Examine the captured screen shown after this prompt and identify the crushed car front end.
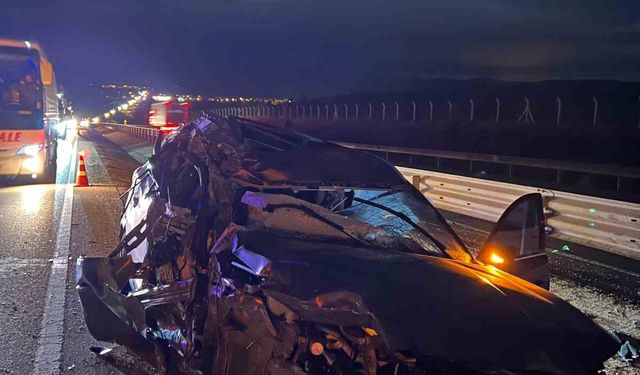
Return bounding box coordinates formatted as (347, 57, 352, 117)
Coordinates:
(76, 116, 621, 374)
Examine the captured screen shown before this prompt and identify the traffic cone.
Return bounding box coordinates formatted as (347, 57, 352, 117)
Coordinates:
(75, 153, 89, 187)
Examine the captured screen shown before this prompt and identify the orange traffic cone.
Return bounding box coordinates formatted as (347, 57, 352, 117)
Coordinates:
(75, 153, 89, 187)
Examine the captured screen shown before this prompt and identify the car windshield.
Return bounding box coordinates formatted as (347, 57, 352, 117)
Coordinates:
(243, 188, 472, 262)
(338, 186, 472, 262)
(0, 47, 43, 129)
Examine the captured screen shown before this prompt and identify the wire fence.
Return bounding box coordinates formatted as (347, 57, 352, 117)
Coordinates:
(211, 96, 640, 131)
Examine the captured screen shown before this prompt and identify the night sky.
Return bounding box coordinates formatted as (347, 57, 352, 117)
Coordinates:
(2, 0, 639, 97)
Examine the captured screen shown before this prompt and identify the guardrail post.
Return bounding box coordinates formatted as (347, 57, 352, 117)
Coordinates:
(302, 105, 306, 118)
(395, 101, 399, 121)
(295, 105, 299, 118)
(355, 103, 359, 120)
(447, 100, 452, 121)
(288, 105, 292, 119)
(556, 97, 561, 126)
(592, 97, 598, 127)
(368, 103, 372, 120)
(325, 104, 329, 119)
(411, 101, 416, 122)
(317, 105, 320, 119)
(308, 105, 312, 119)
(333, 104, 338, 119)
(469, 99, 474, 123)
(428, 100, 433, 123)
(381, 103, 386, 122)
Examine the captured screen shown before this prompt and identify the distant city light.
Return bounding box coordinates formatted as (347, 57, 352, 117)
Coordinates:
(153, 95, 172, 101)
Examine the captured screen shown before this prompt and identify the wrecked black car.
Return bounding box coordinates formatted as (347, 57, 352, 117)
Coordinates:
(76, 116, 621, 374)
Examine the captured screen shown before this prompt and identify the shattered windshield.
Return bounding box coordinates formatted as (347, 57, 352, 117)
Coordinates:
(243, 188, 472, 262)
(339, 187, 472, 262)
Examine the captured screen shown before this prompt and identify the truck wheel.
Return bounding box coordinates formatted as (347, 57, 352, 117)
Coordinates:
(38, 148, 57, 184)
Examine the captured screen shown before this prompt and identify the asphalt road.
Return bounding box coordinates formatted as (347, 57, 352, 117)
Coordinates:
(0, 132, 77, 374)
(0, 126, 637, 374)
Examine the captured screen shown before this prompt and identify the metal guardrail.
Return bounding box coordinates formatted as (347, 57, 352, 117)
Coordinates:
(400, 167, 640, 261)
(335, 142, 640, 180)
(334, 142, 640, 203)
(102, 122, 159, 143)
(100, 121, 640, 261)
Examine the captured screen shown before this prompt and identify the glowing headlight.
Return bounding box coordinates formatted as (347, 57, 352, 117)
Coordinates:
(22, 156, 42, 172)
(17, 143, 43, 157)
(489, 252, 505, 265)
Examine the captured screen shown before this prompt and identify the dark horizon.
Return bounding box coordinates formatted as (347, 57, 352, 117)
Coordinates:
(2, 0, 640, 98)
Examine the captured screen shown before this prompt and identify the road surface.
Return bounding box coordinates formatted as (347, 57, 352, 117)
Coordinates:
(0, 127, 637, 374)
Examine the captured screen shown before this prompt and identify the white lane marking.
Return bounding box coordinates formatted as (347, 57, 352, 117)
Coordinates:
(33, 138, 77, 375)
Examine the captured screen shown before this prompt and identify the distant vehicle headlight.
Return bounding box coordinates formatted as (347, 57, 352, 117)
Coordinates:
(17, 143, 44, 157)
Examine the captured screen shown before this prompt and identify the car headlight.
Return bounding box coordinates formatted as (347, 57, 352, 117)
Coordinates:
(17, 143, 43, 157)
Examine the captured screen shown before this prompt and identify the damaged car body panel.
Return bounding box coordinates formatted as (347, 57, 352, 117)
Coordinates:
(77, 115, 621, 374)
